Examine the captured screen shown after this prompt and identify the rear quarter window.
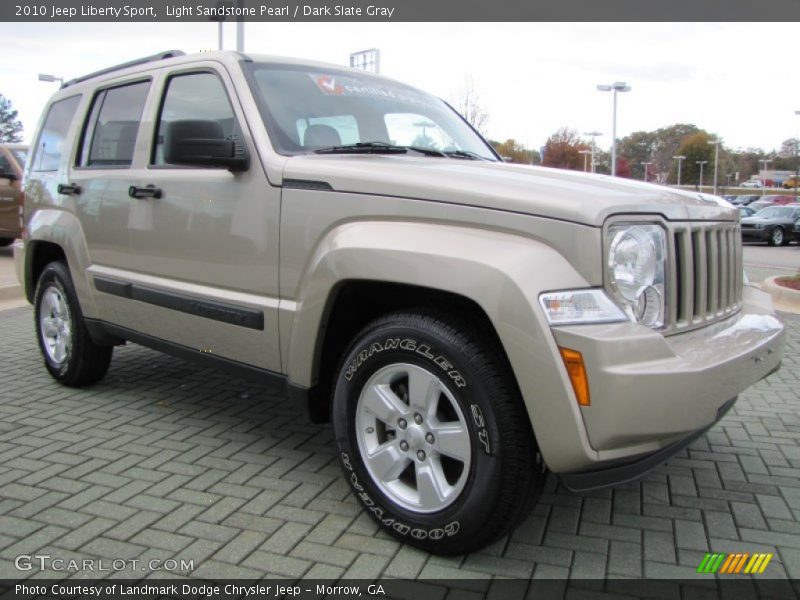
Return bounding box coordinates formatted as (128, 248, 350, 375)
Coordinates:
(30, 95, 81, 172)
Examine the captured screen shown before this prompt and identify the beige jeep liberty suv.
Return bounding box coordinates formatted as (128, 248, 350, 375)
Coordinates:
(16, 50, 784, 554)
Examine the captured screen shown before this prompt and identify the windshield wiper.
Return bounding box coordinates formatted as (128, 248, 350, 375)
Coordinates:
(442, 150, 487, 161)
(315, 142, 451, 157)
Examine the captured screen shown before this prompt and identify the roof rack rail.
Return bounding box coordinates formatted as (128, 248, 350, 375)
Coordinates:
(62, 50, 186, 89)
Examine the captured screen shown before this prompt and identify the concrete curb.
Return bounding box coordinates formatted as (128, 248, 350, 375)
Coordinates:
(0, 283, 23, 302)
(762, 276, 800, 315)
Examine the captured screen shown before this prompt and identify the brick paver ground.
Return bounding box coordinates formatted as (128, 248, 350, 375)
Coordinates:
(1, 306, 799, 587)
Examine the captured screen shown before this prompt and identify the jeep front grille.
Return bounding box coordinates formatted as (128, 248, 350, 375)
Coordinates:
(667, 222, 742, 333)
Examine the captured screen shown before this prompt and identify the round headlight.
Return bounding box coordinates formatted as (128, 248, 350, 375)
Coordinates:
(608, 227, 658, 301)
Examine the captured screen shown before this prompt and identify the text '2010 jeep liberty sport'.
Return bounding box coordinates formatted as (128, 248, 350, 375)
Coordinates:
(16, 50, 784, 554)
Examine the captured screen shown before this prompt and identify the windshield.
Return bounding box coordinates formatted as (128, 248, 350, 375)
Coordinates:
(11, 149, 26, 169)
(245, 63, 498, 160)
(754, 206, 793, 218)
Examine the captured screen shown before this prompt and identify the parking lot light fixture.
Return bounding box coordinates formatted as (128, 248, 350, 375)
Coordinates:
(583, 131, 602, 173)
(696, 160, 708, 189)
(708, 139, 721, 196)
(38, 73, 63, 86)
(597, 82, 631, 177)
(673, 155, 686, 186)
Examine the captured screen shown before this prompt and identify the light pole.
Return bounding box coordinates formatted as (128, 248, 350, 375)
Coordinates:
(794, 110, 800, 199)
(579, 150, 592, 172)
(642, 161, 653, 182)
(673, 155, 686, 186)
(38, 73, 63, 86)
(579, 149, 592, 172)
(583, 131, 602, 173)
(696, 160, 708, 189)
(758, 159, 772, 195)
(597, 82, 631, 177)
(708, 139, 721, 196)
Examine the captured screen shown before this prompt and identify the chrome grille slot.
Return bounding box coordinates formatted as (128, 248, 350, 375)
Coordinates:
(668, 221, 741, 333)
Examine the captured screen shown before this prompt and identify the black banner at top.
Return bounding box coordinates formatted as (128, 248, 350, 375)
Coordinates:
(3, 0, 800, 22)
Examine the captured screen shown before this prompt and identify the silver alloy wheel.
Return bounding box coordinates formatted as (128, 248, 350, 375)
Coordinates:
(772, 228, 784, 245)
(39, 285, 73, 366)
(355, 363, 472, 513)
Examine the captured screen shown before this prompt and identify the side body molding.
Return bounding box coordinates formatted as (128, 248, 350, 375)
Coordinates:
(282, 220, 600, 472)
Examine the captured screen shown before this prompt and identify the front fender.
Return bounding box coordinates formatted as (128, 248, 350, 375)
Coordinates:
(25, 209, 97, 317)
(285, 220, 600, 472)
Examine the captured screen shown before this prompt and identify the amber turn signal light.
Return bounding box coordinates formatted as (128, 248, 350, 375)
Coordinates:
(559, 347, 590, 406)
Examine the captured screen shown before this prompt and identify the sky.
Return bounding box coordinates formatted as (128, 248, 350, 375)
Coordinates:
(2, 22, 799, 153)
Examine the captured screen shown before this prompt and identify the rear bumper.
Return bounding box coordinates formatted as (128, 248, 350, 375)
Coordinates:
(560, 396, 740, 492)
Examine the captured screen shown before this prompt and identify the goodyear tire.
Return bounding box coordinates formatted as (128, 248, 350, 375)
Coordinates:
(34, 261, 113, 387)
(332, 311, 543, 554)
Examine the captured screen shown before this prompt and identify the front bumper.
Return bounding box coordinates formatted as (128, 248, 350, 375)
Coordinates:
(740, 228, 769, 241)
(548, 285, 783, 475)
(560, 397, 739, 492)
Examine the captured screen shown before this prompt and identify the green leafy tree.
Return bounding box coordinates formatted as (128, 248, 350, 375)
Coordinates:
(0, 95, 23, 143)
(490, 138, 540, 164)
(617, 131, 657, 180)
(675, 132, 715, 186)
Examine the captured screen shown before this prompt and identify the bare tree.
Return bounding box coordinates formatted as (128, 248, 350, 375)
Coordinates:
(452, 76, 488, 136)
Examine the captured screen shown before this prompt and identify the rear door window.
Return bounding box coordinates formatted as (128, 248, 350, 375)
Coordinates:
(30, 95, 81, 172)
(79, 80, 150, 167)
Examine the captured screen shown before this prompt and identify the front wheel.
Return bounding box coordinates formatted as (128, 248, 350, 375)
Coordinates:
(34, 261, 113, 386)
(0, 238, 13, 247)
(332, 311, 543, 554)
(768, 227, 785, 246)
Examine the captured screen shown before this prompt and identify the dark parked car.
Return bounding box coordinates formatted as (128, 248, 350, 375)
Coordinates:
(729, 194, 762, 206)
(739, 206, 756, 219)
(741, 204, 800, 246)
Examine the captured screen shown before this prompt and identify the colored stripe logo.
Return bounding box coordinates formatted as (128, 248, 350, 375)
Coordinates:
(697, 552, 772, 574)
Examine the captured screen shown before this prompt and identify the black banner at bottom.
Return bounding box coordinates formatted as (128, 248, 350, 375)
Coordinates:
(2, 578, 800, 600)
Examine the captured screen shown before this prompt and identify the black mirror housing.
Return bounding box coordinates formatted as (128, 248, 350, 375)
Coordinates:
(164, 119, 248, 171)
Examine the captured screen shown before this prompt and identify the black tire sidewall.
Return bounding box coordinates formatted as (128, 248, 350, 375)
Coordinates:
(332, 318, 505, 551)
(34, 263, 82, 381)
(770, 227, 783, 246)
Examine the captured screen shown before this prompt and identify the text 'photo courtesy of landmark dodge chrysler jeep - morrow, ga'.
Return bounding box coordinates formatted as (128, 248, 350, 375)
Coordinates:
(15, 50, 785, 554)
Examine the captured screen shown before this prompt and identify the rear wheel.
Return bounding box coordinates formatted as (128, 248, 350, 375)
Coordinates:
(34, 261, 113, 386)
(332, 310, 543, 554)
(768, 227, 785, 246)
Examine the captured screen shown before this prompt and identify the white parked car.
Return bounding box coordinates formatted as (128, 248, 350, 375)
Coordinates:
(740, 180, 763, 188)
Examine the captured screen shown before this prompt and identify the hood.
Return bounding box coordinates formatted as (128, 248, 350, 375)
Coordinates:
(283, 155, 737, 226)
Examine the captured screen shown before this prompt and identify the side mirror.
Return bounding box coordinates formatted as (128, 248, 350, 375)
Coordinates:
(164, 120, 248, 171)
(0, 172, 17, 181)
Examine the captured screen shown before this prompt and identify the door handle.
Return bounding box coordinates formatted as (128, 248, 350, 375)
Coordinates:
(57, 183, 82, 196)
(128, 184, 162, 199)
